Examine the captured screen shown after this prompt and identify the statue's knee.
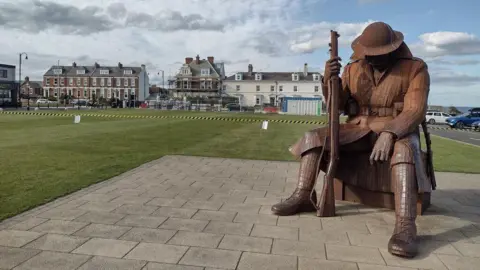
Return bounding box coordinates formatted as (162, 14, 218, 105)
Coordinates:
(391, 141, 414, 166)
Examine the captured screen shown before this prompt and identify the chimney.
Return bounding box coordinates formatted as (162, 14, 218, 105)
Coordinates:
(248, 64, 253, 76)
(72, 62, 77, 67)
(185, 57, 193, 64)
(303, 63, 308, 77)
(94, 62, 100, 68)
(196, 54, 200, 64)
(118, 62, 123, 68)
(25, 76, 30, 82)
(141, 64, 146, 71)
(207, 56, 214, 64)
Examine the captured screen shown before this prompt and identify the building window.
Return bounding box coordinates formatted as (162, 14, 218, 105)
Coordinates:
(124, 69, 132, 75)
(54, 89, 58, 97)
(279, 85, 283, 92)
(53, 78, 58, 85)
(83, 78, 88, 86)
(235, 74, 242, 80)
(200, 81, 205, 89)
(107, 89, 111, 98)
(116, 78, 121, 87)
(84, 90, 87, 97)
(107, 78, 111, 87)
(236, 85, 240, 91)
(255, 74, 262, 80)
(92, 78, 96, 86)
(256, 85, 260, 91)
(270, 85, 274, 91)
(68, 89, 72, 96)
(0, 70, 7, 78)
(313, 74, 320, 81)
(100, 69, 109, 75)
(45, 79, 50, 86)
(60, 79, 64, 86)
(131, 78, 135, 87)
(292, 74, 299, 81)
(77, 78, 81, 86)
(53, 68, 62, 75)
(76, 69, 85, 75)
(124, 91, 128, 99)
(124, 78, 129, 86)
(314, 86, 319, 92)
(201, 69, 210, 75)
(207, 81, 213, 89)
(69, 78, 73, 86)
(256, 97, 261, 105)
(294, 86, 297, 92)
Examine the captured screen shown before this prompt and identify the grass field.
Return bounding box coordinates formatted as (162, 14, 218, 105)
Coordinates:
(0, 109, 479, 221)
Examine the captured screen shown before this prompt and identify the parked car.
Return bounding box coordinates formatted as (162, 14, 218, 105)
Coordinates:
(36, 99, 49, 104)
(425, 111, 451, 124)
(445, 108, 480, 129)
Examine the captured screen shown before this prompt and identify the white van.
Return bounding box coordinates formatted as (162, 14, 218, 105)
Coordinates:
(426, 111, 451, 124)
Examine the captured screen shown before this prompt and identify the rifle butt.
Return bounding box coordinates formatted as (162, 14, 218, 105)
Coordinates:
(316, 175, 336, 217)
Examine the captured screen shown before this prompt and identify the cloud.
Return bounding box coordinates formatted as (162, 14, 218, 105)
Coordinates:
(125, 9, 225, 32)
(430, 68, 480, 87)
(411, 31, 480, 58)
(429, 58, 480, 66)
(0, 1, 226, 35)
(0, 1, 116, 35)
(107, 2, 127, 19)
(289, 21, 374, 54)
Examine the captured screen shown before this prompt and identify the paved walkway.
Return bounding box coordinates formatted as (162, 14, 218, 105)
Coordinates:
(0, 156, 479, 270)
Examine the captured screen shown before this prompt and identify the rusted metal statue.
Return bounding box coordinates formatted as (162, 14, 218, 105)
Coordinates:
(271, 22, 435, 258)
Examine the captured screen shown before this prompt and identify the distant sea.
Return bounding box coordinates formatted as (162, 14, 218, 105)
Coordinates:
(456, 106, 476, 113)
(428, 105, 478, 113)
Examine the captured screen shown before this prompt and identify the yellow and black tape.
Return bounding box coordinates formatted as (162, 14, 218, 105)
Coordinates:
(1, 110, 478, 132)
(0, 110, 326, 125)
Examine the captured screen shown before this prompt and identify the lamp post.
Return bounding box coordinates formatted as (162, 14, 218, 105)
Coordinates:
(18, 52, 28, 108)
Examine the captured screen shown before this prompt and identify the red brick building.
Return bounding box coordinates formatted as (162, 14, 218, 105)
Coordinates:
(42, 62, 149, 101)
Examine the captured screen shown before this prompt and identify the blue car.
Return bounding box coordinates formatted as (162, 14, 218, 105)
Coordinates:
(445, 108, 480, 129)
(473, 120, 480, 131)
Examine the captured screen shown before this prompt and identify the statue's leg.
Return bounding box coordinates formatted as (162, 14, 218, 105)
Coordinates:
(388, 141, 418, 258)
(271, 148, 321, 216)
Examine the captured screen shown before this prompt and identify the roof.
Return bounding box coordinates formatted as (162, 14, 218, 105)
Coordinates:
(28, 81, 42, 88)
(0, 64, 15, 69)
(177, 58, 222, 78)
(224, 72, 322, 82)
(44, 64, 143, 77)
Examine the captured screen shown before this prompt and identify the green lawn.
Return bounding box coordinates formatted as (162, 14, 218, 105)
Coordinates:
(0, 111, 478, 221)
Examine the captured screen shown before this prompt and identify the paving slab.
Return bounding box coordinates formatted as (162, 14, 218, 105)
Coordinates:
(1, 155, 479, 269)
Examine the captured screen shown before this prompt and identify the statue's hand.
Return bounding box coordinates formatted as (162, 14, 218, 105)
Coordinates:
(324, 57, 342, 82)
(369, 132, 394, 164)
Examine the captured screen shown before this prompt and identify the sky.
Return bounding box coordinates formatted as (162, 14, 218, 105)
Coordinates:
(0, 0, 479, 106)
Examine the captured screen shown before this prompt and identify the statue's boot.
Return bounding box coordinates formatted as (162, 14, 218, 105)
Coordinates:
(388, 163, 418, 258)
(271, 149, 319, 216)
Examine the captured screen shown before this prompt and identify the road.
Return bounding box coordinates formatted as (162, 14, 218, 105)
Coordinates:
(428, 126, 480, 146)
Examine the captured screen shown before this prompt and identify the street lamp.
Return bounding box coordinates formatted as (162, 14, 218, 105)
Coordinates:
(18, 52, 28, 107)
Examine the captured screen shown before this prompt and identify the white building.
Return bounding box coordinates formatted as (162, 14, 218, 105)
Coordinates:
(0, 64, 17, 105)
(223, 63, 324, 107)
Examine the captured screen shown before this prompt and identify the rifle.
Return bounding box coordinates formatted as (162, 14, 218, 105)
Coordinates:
(421, 120, 437, 190)
(316, 30, 340, 217)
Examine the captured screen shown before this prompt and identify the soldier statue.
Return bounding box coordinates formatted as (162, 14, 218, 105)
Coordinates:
(271, 22, 432, 258)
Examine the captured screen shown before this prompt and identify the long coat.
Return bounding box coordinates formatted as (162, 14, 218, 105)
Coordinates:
(289, 43, 432, 193)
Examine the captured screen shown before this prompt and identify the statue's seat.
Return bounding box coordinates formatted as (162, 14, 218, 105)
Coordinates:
(331, 150, 431, 216)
